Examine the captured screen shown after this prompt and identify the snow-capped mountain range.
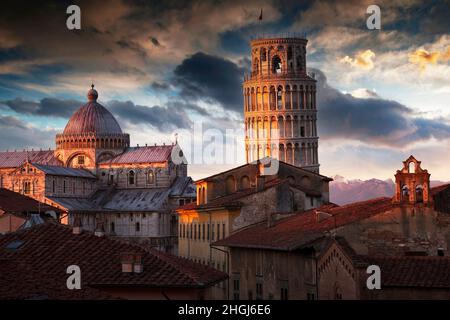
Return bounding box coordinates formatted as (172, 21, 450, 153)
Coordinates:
(329, 175, 449, 205)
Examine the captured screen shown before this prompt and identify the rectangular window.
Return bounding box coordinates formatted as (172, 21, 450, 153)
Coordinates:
(77, 155, 85, 165)
(223, 223, 226, 238)
(179, 199, 185, 206)
(63, 180, 66, 193)
(212, 223, 215, 241)
(179, 224, 182, 237)
(207, 224, 210, 241)
(194, 223, 197, 239)
(300, 126, 305, 137)
(202, 224, 205, 241)
(310, 197, 314, 207)
(217, 223, 220, 240)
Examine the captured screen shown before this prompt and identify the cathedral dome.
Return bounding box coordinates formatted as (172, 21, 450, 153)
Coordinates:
(63, 86, 123, 135)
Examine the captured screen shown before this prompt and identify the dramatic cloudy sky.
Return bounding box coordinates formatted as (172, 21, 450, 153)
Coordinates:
(0, 0, 449, 180)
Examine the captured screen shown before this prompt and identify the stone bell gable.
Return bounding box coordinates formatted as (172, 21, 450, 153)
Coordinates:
(393, 155, 431, 205)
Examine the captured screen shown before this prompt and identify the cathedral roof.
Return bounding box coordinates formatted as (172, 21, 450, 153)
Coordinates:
(62, 86, 123, 136)
(99, 145, 175, 165)
(0, 150, 59, 168)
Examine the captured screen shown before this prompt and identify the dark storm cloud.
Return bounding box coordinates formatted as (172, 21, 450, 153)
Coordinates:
(0, 115, 55, 150)
(103, 100, 192, 132)
(151, 81, 170, 91)
(172, 52, 246, 113)
(314, 69, 450, 147)
(1, 98, 80, 118)
(1, 97, 195, 132)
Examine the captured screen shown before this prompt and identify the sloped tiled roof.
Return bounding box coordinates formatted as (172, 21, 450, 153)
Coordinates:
(0, 223, 227, 295)
(0, 150, 59, 168)
(196, 157, 332, 182)
(213, 197, 394, 251)
(100, 145, 174, 165)
(0, 259, 117, 300)
(214, 184, 449, 251)
(431, 183, 450, 196)
(367, 256, 450, 288)
(33, 163, 96, 178)
(169, 176, 196, 197)
(0, 188, 61, 215)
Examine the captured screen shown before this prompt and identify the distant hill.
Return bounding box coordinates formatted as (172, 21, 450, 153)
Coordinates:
(329, 175, 449, 205)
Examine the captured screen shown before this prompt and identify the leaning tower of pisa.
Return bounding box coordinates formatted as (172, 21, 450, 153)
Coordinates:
(243, 36, 319, 173)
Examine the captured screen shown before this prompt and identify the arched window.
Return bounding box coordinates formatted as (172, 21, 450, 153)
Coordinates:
(402, 185, 409, 201)
(408, 161, 415, 173)
(269, 86, 276, 110)
(253, 58, 259, 75)
(23, 181, 31, 194)
(128, 170, 135, 185)
(225, 176, 236, 194)
(416, 185, 424, 203)
(261, 48, 267, 61)
(272, 55, 282, 74)
(277, 86, 283, 109)
(147, 170, 155, 184)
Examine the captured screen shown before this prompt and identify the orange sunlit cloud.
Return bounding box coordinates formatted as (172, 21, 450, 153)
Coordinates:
(409, 46, 450, 71)
(340, 49, 376, 70)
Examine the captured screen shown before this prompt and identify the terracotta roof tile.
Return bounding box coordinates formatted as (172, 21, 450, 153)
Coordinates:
(0, 188, 62, 214)
(214, 197, 393, 251)
(367, 256, 450, 288)
(0, 259, 117, 300)
(0, 223, 227, 297)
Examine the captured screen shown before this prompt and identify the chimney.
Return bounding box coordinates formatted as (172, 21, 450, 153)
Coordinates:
(133, 253, 143, 273)
(94, 220, 105, 237)
(72, 216, 82, 234)
(256, 175, 265, 191)
(120, 253, 144, 274)
(121, 253, 134, 273)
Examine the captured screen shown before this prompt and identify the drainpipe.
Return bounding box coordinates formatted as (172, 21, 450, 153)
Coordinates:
(209, 212, 212, 263)
(315, 254, 319, 300)
(211, 245, 230, 300)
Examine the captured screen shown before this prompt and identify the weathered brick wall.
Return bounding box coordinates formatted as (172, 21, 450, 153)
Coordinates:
(338, 206, 450, 256)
